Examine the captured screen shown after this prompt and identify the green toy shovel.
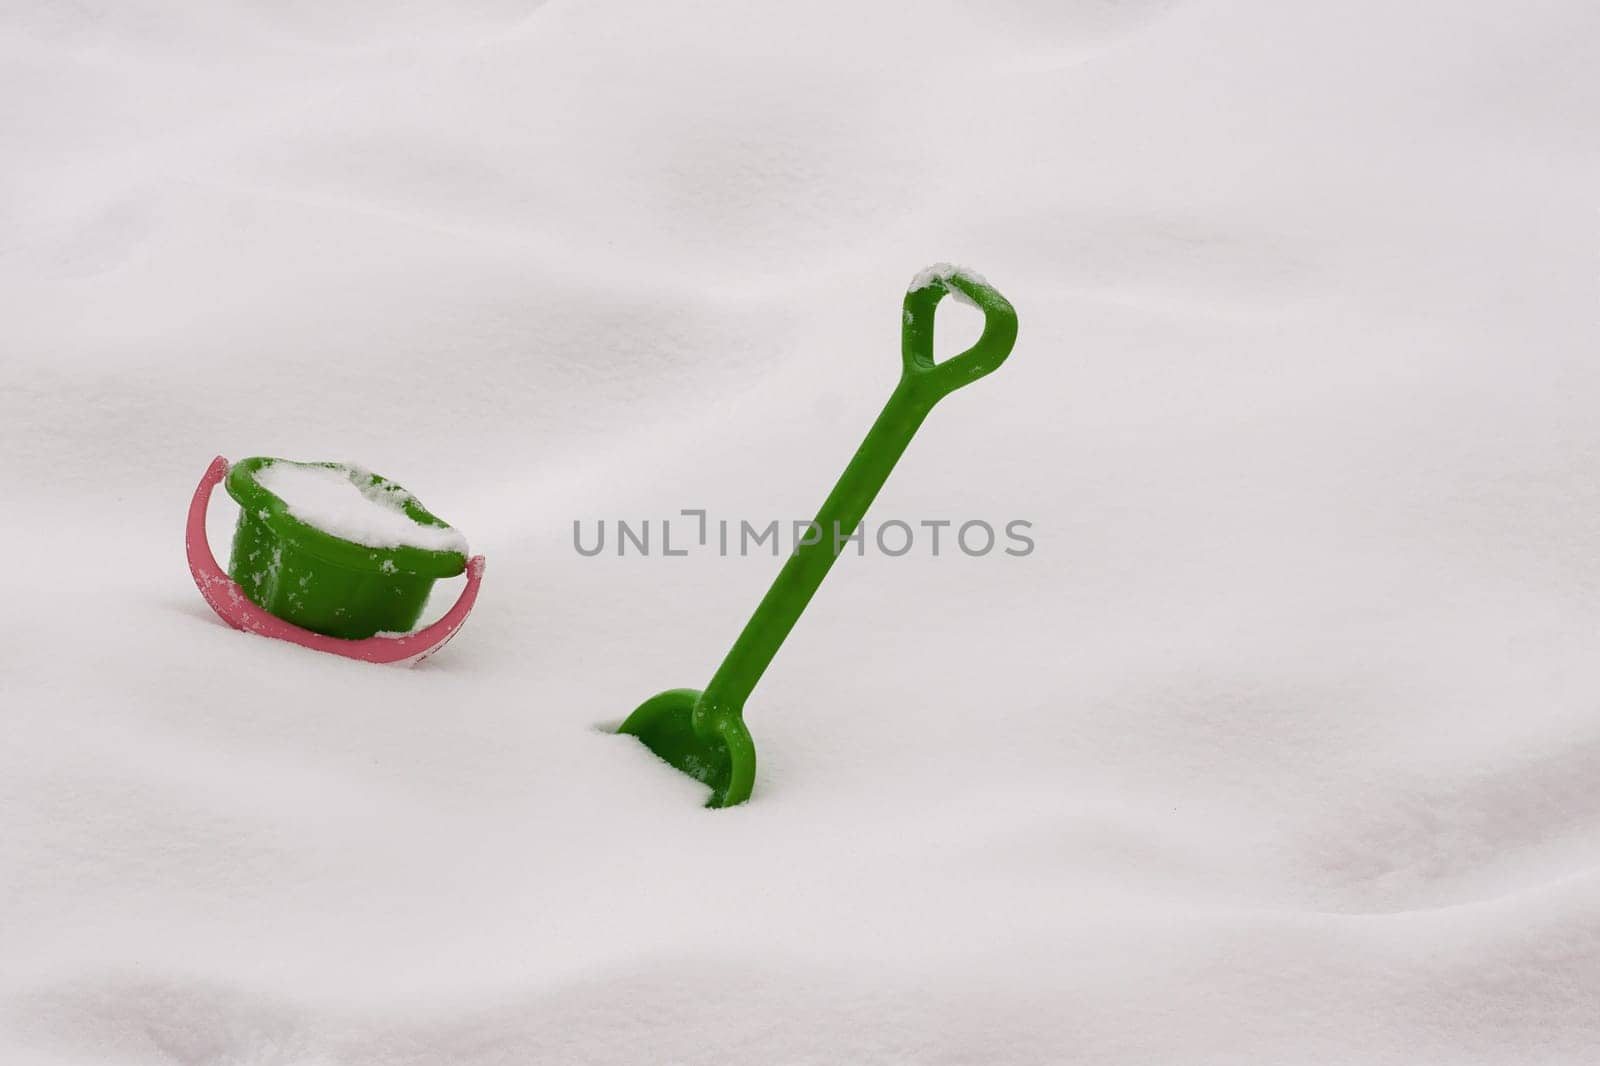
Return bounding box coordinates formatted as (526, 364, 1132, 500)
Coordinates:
(619, 265, 1019, 807)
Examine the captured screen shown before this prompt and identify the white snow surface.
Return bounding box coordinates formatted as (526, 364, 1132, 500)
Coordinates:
(255, 460, 469, 555)
(4, 1, 1600, 1063)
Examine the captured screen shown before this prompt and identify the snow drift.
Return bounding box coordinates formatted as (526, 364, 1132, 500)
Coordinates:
(3, 0, 1599, 1062)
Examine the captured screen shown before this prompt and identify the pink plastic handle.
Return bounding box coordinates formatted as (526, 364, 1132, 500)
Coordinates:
(186, 456, 485, 665)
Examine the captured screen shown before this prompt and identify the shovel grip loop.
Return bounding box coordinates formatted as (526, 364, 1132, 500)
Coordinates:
(901, 267, 1019, 401)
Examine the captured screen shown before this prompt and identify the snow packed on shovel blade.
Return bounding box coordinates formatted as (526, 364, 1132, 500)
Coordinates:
(2, 1, 1599, 1064)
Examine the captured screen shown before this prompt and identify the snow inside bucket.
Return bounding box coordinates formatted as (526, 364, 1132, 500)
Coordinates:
(255, 460, 469, 555)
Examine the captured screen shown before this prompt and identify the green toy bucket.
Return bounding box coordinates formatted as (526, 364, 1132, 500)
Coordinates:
(223, 457, 468, 640)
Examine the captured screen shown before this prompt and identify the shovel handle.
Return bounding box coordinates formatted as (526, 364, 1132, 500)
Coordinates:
(901, 267, 1019, 402)
(701, 266, 1017, 712)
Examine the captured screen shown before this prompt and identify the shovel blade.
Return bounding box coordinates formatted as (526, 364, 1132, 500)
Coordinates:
(618, 688, 756, 808)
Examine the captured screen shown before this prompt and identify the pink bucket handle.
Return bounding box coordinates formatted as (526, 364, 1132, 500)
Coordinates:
(186, 456, 485, 665)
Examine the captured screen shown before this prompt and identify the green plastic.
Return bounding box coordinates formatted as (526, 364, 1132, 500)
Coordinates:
(224, 457, 467, 640)
(619, 268, 1019, 807)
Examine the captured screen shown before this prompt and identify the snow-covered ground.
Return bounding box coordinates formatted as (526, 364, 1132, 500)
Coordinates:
(4, 1, 1600, 1062)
